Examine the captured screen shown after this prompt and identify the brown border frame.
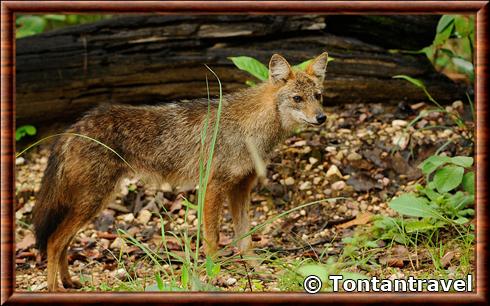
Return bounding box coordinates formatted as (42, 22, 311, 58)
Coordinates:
(1, 1, 488, 305)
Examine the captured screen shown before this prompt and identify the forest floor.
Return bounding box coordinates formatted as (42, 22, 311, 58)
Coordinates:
(15, 100, 475, 292)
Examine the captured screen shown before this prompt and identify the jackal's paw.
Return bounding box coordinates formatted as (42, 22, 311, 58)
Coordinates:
(51, 286, 68, 292)
(62, 279, 83, 289)
(203, 243, 218, 257)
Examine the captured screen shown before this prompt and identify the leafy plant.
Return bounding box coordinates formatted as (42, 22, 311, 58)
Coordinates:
(16, 16, 47, 38)
(15, 125, 37, 141)
(229, 56, 334, 86)
(388, 155, 474, 232)
(422, 15, 475, 83)
(16, 14, 112, 38)
(278, 257, 368, 292)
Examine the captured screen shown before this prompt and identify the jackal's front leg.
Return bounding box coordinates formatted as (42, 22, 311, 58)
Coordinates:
(228, 173, 257, 254)
(203, 182, 225, 256)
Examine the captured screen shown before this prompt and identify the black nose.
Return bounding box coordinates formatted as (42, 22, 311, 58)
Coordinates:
(316, 113, 327, 124)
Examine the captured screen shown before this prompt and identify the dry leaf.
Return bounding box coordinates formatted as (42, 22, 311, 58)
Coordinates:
(441, 251, 456, 268)
(169, 198, 182, 213)
(337, 212, 373, 229)
(97, 232, 118, 240)
(379, 256, 405, 268)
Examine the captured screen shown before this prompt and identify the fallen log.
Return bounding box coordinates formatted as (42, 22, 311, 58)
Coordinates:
(16, 15, 465, 125)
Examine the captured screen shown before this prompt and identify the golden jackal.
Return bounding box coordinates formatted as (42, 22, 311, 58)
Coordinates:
(32, 52, 329, 291)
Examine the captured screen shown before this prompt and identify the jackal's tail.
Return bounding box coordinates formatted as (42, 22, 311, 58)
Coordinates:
(31, 151, 70, 255)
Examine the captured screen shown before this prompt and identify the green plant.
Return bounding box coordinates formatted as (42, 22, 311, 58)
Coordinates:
(278, 256, 368, 292)
(229, 56, 334, 86)
(15, 125, 37, 141)
(388, 155, 474, 235)
(16, 14, 112, 38)
(423, 15, 475, 83)
(392, 75, 465, 128)
(329, 154, 475, 281)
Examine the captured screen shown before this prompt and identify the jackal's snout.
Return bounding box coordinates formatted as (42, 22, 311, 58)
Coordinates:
(315, 112, 327, 125)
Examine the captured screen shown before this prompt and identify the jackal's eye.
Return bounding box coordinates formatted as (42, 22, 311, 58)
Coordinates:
(293, 95, 303, 103)
(314, 92, 322, 100)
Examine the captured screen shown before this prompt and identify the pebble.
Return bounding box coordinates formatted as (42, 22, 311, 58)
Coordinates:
(226, 277, 237, 286)
(283, 177, 295, 186)
(416, 119, 428, 129)
(392, 133, 409, 150)
(299, 181, 312, 190)
(30, 282, 47, 291)
(440, 129, 453, 138)
(356, 130, 368, 138)
(346, 152, 362, 161)
(110, 237, 127, 250)
(137, 209, 152, 225)
(452, 100, 463, 110)
(121, 213, 135, 223)
(114, 268, 127, 280)
(359, 113, 367, 122)
(16, 157, 25, 165)
(326, 165, 342, 178)
(100, 238, 110, 249)
(309, 157, 319, 165)
(313, 177, 322, 185)
(331, 181, 346, 191)
(411, 102, 425, 110)
(127, 226, 139, 237)
(392, 120, 408, 128)
(294, 140, 307, 147)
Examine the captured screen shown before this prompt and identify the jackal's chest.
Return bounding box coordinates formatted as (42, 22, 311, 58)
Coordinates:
(226, 137, 279, 177)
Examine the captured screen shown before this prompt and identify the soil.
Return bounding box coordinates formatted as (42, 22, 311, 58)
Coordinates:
(15, 101, 474, 291)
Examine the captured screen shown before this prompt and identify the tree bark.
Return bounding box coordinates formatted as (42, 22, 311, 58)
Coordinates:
(16, 15, 465, 125)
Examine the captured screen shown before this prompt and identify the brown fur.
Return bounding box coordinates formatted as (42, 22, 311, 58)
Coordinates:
(31, 53, 329, 291)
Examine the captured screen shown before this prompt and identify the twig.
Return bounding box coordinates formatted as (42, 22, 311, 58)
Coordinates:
(266, 236, 341, 253)
(239, 254, 253, 292)
(320, 216, 356, 230)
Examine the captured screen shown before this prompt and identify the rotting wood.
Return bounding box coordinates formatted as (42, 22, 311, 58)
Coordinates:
(16, 15, 465, 125)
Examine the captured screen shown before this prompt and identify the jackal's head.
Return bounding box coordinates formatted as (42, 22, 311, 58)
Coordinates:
(269, 53, 328, 131)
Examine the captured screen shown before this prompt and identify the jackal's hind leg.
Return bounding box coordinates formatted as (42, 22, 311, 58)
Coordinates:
(59, 236, 82, 289)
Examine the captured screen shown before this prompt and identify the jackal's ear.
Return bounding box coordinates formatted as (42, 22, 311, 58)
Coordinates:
(269, 54, 293, 84)
(306, 52, 329, 82)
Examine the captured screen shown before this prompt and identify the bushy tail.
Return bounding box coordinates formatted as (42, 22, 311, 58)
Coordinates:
(31, 151, 70, 255)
